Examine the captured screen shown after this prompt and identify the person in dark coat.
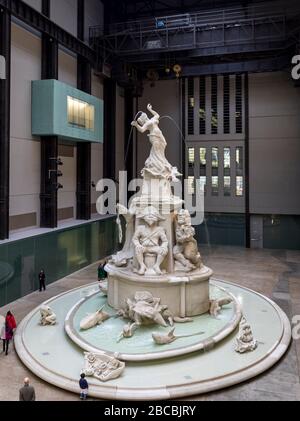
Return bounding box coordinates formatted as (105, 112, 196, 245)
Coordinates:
(2, 311, 17, 355)
(39, 269, 46, 292)
(19, 378, 36, 401)
(79, 373, 89, 400)
(97, 262, 107, 282)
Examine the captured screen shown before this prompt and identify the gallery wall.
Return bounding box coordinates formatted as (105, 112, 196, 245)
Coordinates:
(8, 0, 113, 231)
(10, 24, 42, 231)
(249, 71, 300, 215)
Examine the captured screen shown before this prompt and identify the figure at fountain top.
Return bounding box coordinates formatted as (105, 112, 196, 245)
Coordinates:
(131, 104, 181, 182)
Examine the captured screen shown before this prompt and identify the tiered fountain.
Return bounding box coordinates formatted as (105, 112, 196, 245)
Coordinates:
(14, 105, 291, 400)
(64, 105, 242, 364)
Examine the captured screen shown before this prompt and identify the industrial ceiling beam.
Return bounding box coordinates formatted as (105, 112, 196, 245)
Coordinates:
(181, 54, 291, 76)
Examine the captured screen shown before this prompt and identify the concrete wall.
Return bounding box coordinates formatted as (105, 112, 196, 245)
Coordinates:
(58, 50, 77, 88)
(51, 0, 78, 37)
(10, 24, 41, 230)
(249, 72, 300, 215)
(22, 0, 103, 40)
(9, 0, 104, 230)
(51, 0, 103, 41)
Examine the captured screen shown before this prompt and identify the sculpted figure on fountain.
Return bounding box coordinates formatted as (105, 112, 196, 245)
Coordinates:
(173, 209, 202, 272)
(131, 104, 181, 183)
(133, 206, 168, 276)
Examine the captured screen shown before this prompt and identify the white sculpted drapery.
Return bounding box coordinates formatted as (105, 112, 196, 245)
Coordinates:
(131, 104, 181, 182)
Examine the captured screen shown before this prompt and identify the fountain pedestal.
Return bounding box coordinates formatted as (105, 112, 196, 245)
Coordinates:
(106, 264, 212, 318)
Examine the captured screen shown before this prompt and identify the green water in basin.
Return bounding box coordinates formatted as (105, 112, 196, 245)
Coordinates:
(72, 285, 235, 355)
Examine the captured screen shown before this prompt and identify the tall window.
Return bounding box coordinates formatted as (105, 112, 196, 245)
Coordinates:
(236, 75, 243, 134)
(199, 76, 206, 135)
(211, 75, 218, 134)
(188, 78, 194, 135)
(223, 75, 230, 134)
(224, 147, 231, 171)
(212, 147, 219, 196)
(212, 176, 219, 196)
(236, 147, 244, 175)
(224, 147, 231, 196)
(212, 147, 219, 171)
(188, 176, 195, 195)
(236, 177, 244, 197)
(200, 147, 207, 170)
(188, 147, 195, 168)
(67, 96, 95, 130)
(186, 74, 244, 137)
(236, 147, 244, 196)
(200, 147, 207, 195)
(200, 176, 207, 194)
(224, 176, 231, 196)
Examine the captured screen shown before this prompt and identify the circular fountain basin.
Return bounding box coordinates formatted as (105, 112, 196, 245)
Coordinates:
(64, 283, 242, 362)
(14, 280, 291, 401)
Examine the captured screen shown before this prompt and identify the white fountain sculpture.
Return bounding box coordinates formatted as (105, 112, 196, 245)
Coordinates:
(80, 306, 110, 331)
(210, 297, 233, 318)
(235, 317, 258, 354)
(106, 104, 213, 321)
(81, 352, 125, 382)
(152, 327, 205, 346)
(173, 209, 202, 272)
(40, 306, 57, 326)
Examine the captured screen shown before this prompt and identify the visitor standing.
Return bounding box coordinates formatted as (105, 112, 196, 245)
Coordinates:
(0, 314, 5, 354)
(97, 262, 107, 282)
(3, 311, 17, 355)
(79, 373, 89, 400)
(19, 378, 36, 401)
(39, 269, 46, 292)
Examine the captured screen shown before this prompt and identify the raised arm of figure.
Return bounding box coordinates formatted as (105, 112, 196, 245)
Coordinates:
(131, 121, 148, 133)
(147, 104, 160, 119)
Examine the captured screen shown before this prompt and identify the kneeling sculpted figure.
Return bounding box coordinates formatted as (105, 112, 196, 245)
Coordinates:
(133, 206, 168, 276)
(173, 209, 202, 272)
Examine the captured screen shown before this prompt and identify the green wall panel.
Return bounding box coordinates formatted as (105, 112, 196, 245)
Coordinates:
(0, 218, 116, 307)
(263, 215, 300, 250)
(32, 79, 104, 143)
(195, 213, 246, 247)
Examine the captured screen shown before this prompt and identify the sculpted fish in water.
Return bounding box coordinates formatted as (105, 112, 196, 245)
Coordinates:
(210, 297, 233, 317)
(80, 306, 110, 331)
(152, 327, 205, 345)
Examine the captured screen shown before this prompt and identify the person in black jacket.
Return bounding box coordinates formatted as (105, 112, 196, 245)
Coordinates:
(39, 269, 46, 292)
(79, 373, 89, 400)
(97, 262, 107, 282)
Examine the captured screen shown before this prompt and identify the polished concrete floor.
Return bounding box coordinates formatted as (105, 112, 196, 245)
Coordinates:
(0, 246, 299, 401)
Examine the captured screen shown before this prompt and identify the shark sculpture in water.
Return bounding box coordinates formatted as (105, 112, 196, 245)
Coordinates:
(80, 306, 110, 331)
(152, 328, 205, 345)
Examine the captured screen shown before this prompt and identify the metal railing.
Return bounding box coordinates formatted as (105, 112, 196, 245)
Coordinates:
(89, 1, 300, 67)
(91, 2, 287, 37)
